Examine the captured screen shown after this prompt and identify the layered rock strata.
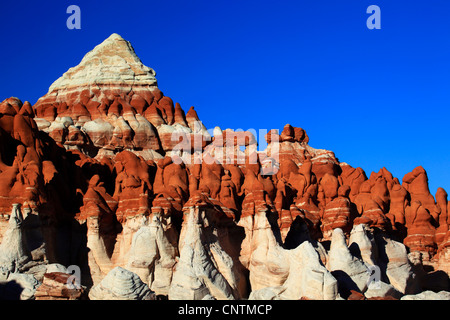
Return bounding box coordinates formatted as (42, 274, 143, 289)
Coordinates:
(0, 33, 448, 300)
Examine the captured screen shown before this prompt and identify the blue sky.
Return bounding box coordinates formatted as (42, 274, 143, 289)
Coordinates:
(0, 0, 449, 195)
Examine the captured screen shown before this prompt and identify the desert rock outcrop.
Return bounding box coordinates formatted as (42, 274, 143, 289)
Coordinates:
(0, 33, 448, 300)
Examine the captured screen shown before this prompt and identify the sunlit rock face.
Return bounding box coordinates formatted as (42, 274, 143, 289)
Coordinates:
(0, 33, 448, 300)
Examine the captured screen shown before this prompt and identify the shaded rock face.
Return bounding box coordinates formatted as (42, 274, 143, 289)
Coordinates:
(168, 197, 242, 300)
(246, 212, 338, 300)
(0, 33, 449, 300)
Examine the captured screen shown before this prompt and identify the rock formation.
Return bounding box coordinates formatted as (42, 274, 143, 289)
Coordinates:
(126, 212, 178, 296)
(400, 290, 450, 300)
(248, 240, 338, 300)
(0, 204, 31, 272)
(88, 266, 155, 300)
(169, 194, 241, 300)
(35, 272, 87, 300)
(327, 228, 373, 296)
(404, 200, 437, 262)
(0, 33, 448, 300)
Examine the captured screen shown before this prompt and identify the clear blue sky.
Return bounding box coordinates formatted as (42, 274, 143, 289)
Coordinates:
(0, 0, 449, 196)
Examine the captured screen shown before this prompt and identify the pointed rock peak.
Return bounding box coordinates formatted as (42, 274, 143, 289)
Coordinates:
(174, 102, 188, 126)
(186, 106, 199, 120)
(48, 33, 157, 93)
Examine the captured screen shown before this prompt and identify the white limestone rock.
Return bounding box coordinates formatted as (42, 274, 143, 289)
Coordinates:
(282, 241, 338, 300)
(241, 211, 338, 300)
(132, 114, 160, 149)
(88, 266, 155, 300)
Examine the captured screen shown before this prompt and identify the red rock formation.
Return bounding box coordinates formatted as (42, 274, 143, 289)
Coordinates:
(1, 33, 449, 300)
